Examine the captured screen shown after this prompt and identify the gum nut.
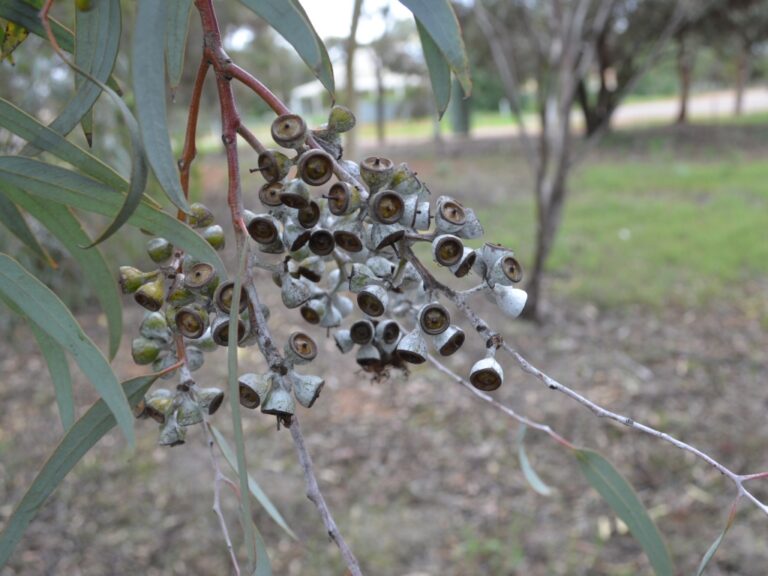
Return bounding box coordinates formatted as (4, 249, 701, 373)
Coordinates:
(214, 280, 248, 314)
(239, 373, 271, 409)
(259, 182, 285, 207)
(189, 327, 218, 352)
(334, 329, 355, 353)
(140, 311, 172, 343)
(298, 200, 321, 229)
(271, 113, 307, 148)
(198, 387, 225, 415)
(291, 372, 325, 409)
(395, 329, 428, 365)
(308, 229, 335, 257)
(184, 262, 219, 294)
(257, 149, 292, 183)
(285, 331, 317, 365)
(131, 337, 162, 365)
(488, 253, 524, 286)
(134, 275, 165, 312)
(389, 162, 421, 195)
(279, 178, 310, 209)
(412, 201, 431, 231)
(144, 389, 174, 424)
(435, 196, 467, 233)
(348, 263, 376, 293)
(333, 294, 354, 317)
(146, 237, 173, 263)
(298, 149, 334, 186)
(356, 343, 381, 369)
(340, 159, 361, 181)
(433, 325, 465, 356)
(333, 228, 364, 253)
(319, 304, 342, 328)
(360, 156, 394, 192)
(202, 224, 226, 250)
(175, 304, 209, 339)
(449, 247, 477, 278)
(349, 318, 375, 345)
(283, 221, 312, 252)
(166, 278, 196, 307)
(211, 315, 247, 347)
(375, 319, 401, 346)
(176, 394, 203, 426)
(366, 255, 395, 279)
(186, 345, 205, 372)
(118, 267, 156, 294)
(366, 223, 405, 251)
(326, 268, 341, 289)
(327, 181, 353, 215)
(300, 299, 326, 325)
(432, 234, 464, 267)
(418, 302, 451, 335)
(189, 202, 215, 228)
(457, 207, 484, 239)
(327, 104, 356, 133)
(492, 285, 528, 319)
(469, 357, 504, 391)
(298, 256, 326, 283)
(281, 275, 312, 309)
(261, 386, 295, 419)
(158, 412, 186, 446)
(370, 190, 404, 224)
(246, 213, 282, 245)
(357, 284, 388, 317)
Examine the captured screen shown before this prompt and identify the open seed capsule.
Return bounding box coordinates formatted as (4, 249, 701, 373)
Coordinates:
(297, 200, 321, 229)
(488, 253, 523, 286)
(300, 299, 326, 325)
(279, 178, 311, 209)
(158, 412, 186, 446)
(457, 207, 484, 239)
(448, 247, 477, 278)
(239, 373, 271, 409)
(188, 203, 215, 228)
(357, 284, 388, 317)
(184, 262, 219, 295)
(246, 213, 282, 245)
(119, 267, 157, 294)
(308, 229, 335, 256)
(334, 329, 355, 353)
(213, 280, 248, 314)
(469, 357, 504, 391)
(197, 387, 225, 415)
(271, 113, 307, 148)
(435, 196, 467, 233)
(292, 372, 325, 409)
(257, 149, 292, 183)
(349, 318, 375, 345)
(366, 223, 405, 251)
(433, 325, 465, 356)
(356, 344, 381, 369)
(298, 149, 334, 186)
(370, 190, 404, 224)
(281, 275, 312, 308)
(175, 303, 209, 339)
(261, 385, 295, 422)
(418, 302, 451, 335)
(360, 156, 394, 192)
(259, 182, 284, 207)
(134, 275, 165, 312)
(327, 181, 363, 215)
(297, 256, 325, 283)
(375, 319, 401, 352)
(283, 219, 312, 252)
(211, 315, 247, 347)
(176, 394, 203, 426)
(333, 224, 364, 253)
(432, 234, 464, 267)
(285, 331, 318, 365)
(143, 389, 174, 424)
(396, 329, 428, 364)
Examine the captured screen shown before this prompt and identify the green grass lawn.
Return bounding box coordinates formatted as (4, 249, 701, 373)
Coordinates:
(477, 159, 768, 308)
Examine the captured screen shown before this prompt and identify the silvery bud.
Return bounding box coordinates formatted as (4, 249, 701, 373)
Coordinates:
(448, 248, 477, 278)
(281, 274, 312, 309)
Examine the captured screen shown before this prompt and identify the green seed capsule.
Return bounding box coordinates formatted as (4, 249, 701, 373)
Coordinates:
(184, 262, 219, 295)
(175, 303, 209, 339)
(202, 225, 225, 251)
(134, 275, 165, 312)
(327, 105, 356, 133)
(257, 149, 292, 183)
(131, 337, 162, 365)
(146, 237, 173, 263)
(271, 113, 307, 149)
(188, 202, 215, 228)
(297, 149, 334, 186)
(118, 266, 157, 294)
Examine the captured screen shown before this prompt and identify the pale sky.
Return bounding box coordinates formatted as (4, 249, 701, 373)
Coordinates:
(301, 0, 414, 42)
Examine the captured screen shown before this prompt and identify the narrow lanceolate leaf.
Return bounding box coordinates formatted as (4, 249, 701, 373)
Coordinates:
(238, 0, 335, 96)
(134, 0, 190, 214)
(398, 0, 471, 96)
(253, 525, 273, 576)
(0, 372, 161, 567)
(21, 0, 120, 155)
(0, 193, 55, 268)
(695, 499, 739, 576)
(166, 0, 194, 90)
(575, 449, 674, 576)
(0, 184, 123, 359)
(416, 19, 451, 119)
(0, 293, 74, 431)
(0, 158, 226, 276)
(211, 426, 298, 540)
(0, 96, 129, 193)
(0, 254, 134, 445)
(516, 425, 552, 497)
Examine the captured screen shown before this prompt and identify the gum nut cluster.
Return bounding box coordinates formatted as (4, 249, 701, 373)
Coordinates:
(249, 106, 527, 390)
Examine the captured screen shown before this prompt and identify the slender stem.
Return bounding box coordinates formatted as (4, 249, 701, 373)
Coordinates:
(289, 417, 363, 576)
(237, 124, 266, 155)
(177, 57, 210, 221)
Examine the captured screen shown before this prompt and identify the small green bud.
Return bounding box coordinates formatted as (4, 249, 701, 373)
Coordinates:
(131, 337, 162, 365)
(118, 266, 157, 294)
(139, 311, 171, 343)
(202, 225, 225, 251)
(188, 202, 215, 228)
(327, 105, 356, 133)
(146, 237, 173, 263)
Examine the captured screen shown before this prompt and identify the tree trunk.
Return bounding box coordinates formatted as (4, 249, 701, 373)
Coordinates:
(344, 0, 363, 160)
(375, 61, 385, 145)
(734, 41, 751, 116)
(676, 36, 692, 125)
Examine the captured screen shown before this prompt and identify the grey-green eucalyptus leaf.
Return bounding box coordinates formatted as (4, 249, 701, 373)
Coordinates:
(166, 0, 194, 90)
(416, 19, 451, 119)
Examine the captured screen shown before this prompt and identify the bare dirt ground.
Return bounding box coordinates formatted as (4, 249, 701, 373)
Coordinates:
(1, 125, 767, 576)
